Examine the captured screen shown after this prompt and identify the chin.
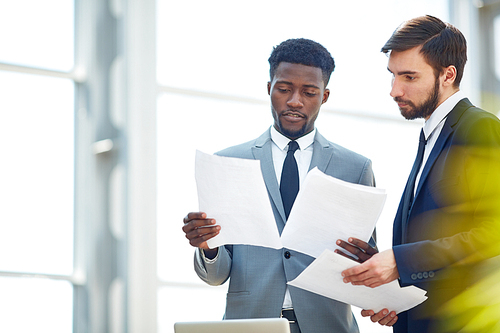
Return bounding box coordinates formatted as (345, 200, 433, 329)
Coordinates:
(400, 109, 418, 120)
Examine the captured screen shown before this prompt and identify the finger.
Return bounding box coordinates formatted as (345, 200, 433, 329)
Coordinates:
(361, 277, 385, 288)
(182, 218, 217, 232)
(183, 212, 207, 224)
(186, 228, 220, 248)
(385, 314, 398, 326)
(369, 309, 390, 323)
(334, 249, 363, 264)
(185, 225, 220, 240)
(378, 311, 397, 326)
(341, 262, 369, 279)
(342, 267, 374, 284)
(348, 237, 378, 255)
(360, 309, 375, 317)
(336, 240, 367, 260)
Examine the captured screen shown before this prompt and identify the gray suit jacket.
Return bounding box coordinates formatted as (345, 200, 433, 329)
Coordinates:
(194, 128, 375, 333)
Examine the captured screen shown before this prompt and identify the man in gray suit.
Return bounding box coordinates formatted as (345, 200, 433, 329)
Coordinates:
(182, 38, 375, 333)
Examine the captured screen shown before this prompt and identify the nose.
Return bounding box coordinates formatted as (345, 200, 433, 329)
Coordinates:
(287, 90, 304, 108)
(390, 77, 403, 99)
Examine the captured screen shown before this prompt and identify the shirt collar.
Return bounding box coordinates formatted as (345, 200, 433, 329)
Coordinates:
(423, 90, 466, 139)
(270, 126, 316, 151)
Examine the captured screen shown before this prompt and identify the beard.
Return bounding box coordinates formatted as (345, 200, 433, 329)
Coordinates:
(276, 118, 309, 139)
(272, 106, 311, 139)
(396, 78, 440, 120)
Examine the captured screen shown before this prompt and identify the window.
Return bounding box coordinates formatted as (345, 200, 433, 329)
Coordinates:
(0, 1, 76, 332)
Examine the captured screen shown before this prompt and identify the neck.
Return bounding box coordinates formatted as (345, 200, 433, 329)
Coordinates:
(424, 88, 460, 121)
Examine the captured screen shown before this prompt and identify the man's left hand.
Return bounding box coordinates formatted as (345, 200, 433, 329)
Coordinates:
(335, 237, 378, 263)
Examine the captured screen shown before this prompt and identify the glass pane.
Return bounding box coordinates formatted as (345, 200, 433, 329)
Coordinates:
(157, 0, 448, 116)
(0, 277, 73, 333)
(158, 285, 227, 333)
(0, 0, 74, 71)
(0, 72, 74, 275)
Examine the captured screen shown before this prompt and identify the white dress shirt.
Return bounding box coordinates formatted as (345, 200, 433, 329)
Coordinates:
(415, 90, 466, 191)
(270, 126, 316, 309)
(270, 126, 315, 188)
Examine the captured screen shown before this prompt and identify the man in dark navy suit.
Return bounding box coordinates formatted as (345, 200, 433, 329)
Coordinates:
(338, 15, 500, 333)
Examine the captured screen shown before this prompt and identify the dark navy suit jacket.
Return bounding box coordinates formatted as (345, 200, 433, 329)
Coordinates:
(392, 98, 500, 333)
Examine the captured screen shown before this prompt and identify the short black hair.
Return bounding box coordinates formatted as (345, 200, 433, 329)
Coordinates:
(381, 15, 467, 88)
(268, 38, 335, 87)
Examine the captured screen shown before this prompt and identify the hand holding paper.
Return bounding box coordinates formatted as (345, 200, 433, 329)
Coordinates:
(195, 151, 386, 255)
(195, 150, 282, 249)
(280, 168, 386, 258)
(288, 249, 427, 314)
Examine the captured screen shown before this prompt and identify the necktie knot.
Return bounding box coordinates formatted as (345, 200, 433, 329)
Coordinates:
(287, 140, 299, 153)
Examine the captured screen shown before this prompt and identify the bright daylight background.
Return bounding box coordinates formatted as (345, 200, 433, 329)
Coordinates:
(156, 1, 453, 333)
(1, 0, 485, 332)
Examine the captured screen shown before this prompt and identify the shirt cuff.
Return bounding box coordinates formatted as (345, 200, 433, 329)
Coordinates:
(198, 247, 220, 264)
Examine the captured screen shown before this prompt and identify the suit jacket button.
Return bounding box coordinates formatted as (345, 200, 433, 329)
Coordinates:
(411, 273, 417, 280)
(423, 272, 429, 279)
(429, 271, 435, 278)
(284, 251, 291, 259)
(417, 273, 423, 279)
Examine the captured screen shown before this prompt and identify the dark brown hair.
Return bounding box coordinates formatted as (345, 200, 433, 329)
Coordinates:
(382, 15, 467, 87)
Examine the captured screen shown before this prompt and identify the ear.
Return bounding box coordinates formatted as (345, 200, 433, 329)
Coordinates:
(322, 88, 330, 104)
(442, 65, 457, 87)
(267, 81, 271, 95)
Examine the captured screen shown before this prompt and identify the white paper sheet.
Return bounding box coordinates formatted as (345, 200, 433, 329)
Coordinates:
(288, 249, 428, 314)
(195, 152, 386, 255)
(280, 167, 386, 258)
(195, 150, 282, 249)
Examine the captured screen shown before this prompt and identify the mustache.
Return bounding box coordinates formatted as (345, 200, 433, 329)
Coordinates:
(282, 109, 306, 117)
(394, 97, 413, 106)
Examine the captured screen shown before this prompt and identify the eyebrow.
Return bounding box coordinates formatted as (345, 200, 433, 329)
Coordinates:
(387, 67, 418, 76)
(275, 80, 321, 90)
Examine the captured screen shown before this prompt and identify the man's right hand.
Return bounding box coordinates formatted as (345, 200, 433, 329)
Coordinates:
(182, 212, 220, 258)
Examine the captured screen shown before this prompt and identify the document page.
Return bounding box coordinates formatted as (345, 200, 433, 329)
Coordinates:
(195, 150, 282, 249)
(288, 249, 428, 313)
(195, 152, 386, 255)
(281, 167, 386, 258)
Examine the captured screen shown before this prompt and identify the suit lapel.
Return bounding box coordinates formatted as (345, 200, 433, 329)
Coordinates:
(252, 129, 333, 227)
(251, 130, 287, 226)
(401, 99, 471, 243)
(414, 99, 471, 200)
(310, 132, 334, 173)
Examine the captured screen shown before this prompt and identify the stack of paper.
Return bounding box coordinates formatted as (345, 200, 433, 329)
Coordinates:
(195, 150, 385, 254)
(288, 249, 428, 314)
(194, 150, 428, 313)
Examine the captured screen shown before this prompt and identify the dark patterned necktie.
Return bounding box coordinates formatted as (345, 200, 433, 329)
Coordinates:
(280, 141, 300, 220)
